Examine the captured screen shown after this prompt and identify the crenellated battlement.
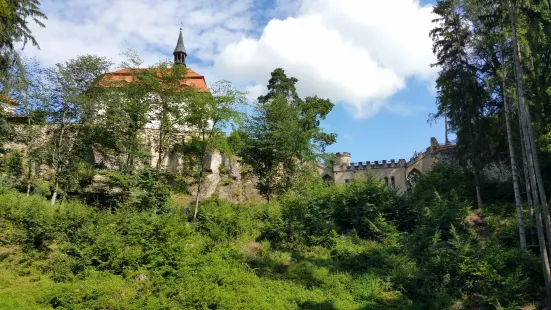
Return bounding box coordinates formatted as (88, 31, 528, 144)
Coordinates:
(334, 158, 407, 171)
(321, 138, 457, 192)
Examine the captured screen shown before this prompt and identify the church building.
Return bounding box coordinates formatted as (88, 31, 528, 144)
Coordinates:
(93, 29, 211, 171)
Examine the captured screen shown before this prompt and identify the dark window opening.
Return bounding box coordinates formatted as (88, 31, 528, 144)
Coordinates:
(322, 174, 333, 185)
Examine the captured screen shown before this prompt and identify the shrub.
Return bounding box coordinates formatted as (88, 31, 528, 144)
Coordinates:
(196, 198, 263, 243)
(0, 192, 53, 251)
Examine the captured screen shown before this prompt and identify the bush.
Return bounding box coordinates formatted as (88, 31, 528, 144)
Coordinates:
(196, 198, 263, 243)
(103, 169, 170, 212)
(0, 167, 544, 309)
(270, 175, 401, 248)
(0, 192, 53, 251)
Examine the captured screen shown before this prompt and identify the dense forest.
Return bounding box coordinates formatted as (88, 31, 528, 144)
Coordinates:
(2, 0, 551, 308)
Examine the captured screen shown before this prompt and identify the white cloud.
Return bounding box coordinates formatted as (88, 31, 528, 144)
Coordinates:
(245, 84, 267, 102)
(21, 0, 258, 67)
(213, 0, 437, 118)
(20, 0, 438, 119)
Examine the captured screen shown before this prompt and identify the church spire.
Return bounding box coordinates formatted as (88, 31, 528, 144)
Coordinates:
(173, 28, 187, 66)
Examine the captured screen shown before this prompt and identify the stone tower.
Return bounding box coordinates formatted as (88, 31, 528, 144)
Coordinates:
(174, 28, 187, 66)
(335, 152, 351, 167)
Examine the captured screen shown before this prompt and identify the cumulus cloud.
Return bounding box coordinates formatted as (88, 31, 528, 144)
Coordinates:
(20, 0, 437, 119)
(213, 0, 437, 118)
(21, 0, 259, 67)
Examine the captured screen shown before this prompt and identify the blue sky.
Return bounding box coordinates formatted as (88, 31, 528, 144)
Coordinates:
(21, 0, 442, 163)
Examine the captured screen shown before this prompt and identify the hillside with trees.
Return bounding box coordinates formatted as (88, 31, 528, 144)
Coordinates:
(3, 0, 551, 309)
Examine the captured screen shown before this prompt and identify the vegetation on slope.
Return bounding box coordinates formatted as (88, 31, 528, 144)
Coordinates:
(0, 165, 544, 309)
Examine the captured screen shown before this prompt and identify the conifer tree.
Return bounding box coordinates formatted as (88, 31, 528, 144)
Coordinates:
(239, 68, 336, 202)
(0, 0, 46, 73)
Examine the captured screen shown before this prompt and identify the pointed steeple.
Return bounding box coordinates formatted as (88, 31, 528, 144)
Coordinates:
(173, 28, 187, 66)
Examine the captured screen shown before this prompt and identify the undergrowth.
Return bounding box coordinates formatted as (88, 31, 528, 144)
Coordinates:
(0, 164, 544, 309)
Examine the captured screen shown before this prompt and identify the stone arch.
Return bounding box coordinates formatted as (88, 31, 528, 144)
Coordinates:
(406, 168, 422, 189)
(407, 168, 422, 178)
(322, 174, 333, 184)
(406, 168, 423, 189)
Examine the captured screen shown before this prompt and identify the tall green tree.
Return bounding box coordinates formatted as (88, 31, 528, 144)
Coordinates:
(464, 0, 528, 249)
(430, 0, 500, 209)
(4, 57, 46, 195)
(508, 0, 551, 303)
(239, 68, 336, 202)
(184, 80, 245, 220)
(42, 55, 112, 204)
(0, 0, 46, 74)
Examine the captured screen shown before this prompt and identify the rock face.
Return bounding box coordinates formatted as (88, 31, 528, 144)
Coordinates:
(190, 150, 263, 204)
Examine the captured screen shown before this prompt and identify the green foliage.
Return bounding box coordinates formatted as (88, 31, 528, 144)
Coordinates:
(0, 160, 544, 309)
(103, 169, 170, 212)
(196, 198, 264, 243)
(0, 193, 53, 251)
(239, 68, 337, 202)
(0, 0, 46, 74)
(5, 150, 23, 177)
(265, 175, 401, 249)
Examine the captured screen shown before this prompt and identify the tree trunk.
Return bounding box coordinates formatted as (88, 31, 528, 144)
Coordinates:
(510, 0, 551, 303)
(193, 125, 217, 221)
(474, 171, 483, 209)
(521, 121, 536, 246)
(26, 160, 32, 196)
(525, 110, 551, 248)
(501, 50, 527, 250)
(50, 181, 59, 205)
(157, 118, 164, 170)
(510, 0, 551, 252)
(193, 161, 204, 221)
(445, 112, 449, 144)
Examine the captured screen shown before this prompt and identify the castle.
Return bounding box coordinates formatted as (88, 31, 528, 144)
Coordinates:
(318, 137, 456, 192)
(1, 29, 456, 198)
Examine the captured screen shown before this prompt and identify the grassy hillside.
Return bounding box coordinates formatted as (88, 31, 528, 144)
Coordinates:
(0, 165, 544, 309)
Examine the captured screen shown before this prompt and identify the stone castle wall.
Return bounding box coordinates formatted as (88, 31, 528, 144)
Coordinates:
(321, 137, 457, 192)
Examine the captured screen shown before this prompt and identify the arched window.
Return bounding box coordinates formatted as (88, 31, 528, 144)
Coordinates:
(384, 177, 389, 186)
(407, 169, 422, 190)
(391, 176, 395, 187)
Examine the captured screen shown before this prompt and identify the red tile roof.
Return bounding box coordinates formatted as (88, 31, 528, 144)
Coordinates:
(0, 94, 18, 105)
(97, 67, 208, 92)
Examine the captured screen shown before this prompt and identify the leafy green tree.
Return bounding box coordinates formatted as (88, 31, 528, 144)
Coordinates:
(146, 62, 191, 170)
(4, 57, 47, 195)
(42, 55, 113, 204)
(183, 80, 246, 220)
(508, 0, 551, 303)
(239, 68, 336, 202)
(92, 56, 193, 173)
(87, 53, 151, 173)
(0, 0, 46, 74)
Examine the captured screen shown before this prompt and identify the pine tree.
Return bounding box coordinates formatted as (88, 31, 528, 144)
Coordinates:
(239, 68, 336, 202)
